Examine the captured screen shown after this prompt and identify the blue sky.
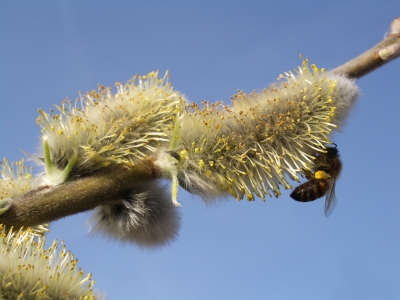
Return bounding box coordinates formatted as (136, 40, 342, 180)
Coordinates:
(1, 2, 400, 299)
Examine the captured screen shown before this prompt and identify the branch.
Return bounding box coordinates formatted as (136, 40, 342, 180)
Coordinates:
(0, 164, 154, 228)
(330, 17, 400, 79)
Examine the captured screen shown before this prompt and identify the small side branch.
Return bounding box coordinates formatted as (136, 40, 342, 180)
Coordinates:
(330, 17, 400, 79)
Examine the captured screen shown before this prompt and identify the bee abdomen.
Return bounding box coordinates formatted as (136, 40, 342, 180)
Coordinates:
(290, 179, 329, 202)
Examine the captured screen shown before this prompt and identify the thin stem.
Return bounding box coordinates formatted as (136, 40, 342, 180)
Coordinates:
(43, 138, 53, 176)
(330, 17, 400, 79)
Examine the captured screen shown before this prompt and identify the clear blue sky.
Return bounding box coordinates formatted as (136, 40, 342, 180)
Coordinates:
(1, 2, 400, 299)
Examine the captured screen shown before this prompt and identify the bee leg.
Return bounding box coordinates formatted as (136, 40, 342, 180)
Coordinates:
(302, 169, 315, 180)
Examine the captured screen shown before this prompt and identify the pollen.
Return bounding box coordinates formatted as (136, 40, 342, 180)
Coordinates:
(198, 159, 205, 168)
(314, 170, 329, 180)
(180, 150, 189, 161)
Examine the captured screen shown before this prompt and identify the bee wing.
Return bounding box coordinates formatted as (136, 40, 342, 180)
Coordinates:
(324, 179, 337, 218)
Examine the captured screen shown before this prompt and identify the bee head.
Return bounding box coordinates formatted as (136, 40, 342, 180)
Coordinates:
(325, 144, 339, 159)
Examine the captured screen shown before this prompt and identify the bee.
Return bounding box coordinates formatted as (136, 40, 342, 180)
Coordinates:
(290, 144, 342, 217)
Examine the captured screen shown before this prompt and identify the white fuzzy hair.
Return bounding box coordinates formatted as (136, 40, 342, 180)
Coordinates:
(328, 74, 360, 127)
(88, 181, 180, 248)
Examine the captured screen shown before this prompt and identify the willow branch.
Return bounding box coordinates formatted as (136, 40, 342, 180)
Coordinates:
(0, 17, 399, 229)
(0, 165, 155, 228)
(330, 17, 400, 79)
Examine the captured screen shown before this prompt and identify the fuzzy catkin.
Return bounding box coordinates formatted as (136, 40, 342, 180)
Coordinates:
(170, 59, 359, 201)
(0, 158, 38, 200)
(0, 225, 104, 300)
(88, 180, 181, 247)
(37, 71, 186, 185)
(0, 158, 39, 216)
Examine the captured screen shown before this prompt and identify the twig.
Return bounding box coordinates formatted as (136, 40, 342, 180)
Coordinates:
(330, 17, 400, 79)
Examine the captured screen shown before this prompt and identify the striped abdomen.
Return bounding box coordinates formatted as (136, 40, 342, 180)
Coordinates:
(290, 179, 330, 202)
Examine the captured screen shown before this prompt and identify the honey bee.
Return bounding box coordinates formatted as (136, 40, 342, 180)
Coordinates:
(290, 144, 342, 217)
